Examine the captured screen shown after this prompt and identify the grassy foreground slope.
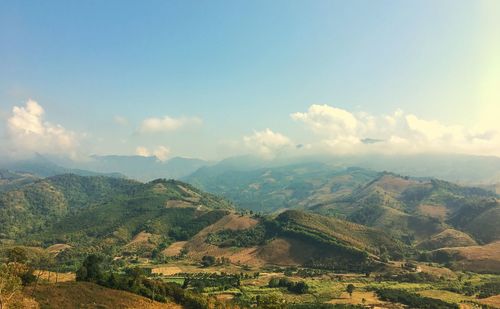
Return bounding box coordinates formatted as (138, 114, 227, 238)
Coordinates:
(29, 281, 181, 309)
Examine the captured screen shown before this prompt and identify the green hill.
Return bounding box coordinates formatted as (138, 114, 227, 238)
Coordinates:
(185, 163, 499, 247)
(0, 175, 233, 269)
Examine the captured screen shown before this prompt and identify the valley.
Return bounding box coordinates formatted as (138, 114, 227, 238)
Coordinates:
(0, 165, 499, 308)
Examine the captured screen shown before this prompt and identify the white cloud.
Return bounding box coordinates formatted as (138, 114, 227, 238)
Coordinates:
(135, 145, 171, 162)
(135, 146, 151, 157)
(153, 146, 170, 161)
(5, 100, 79, 157)
(139, 115, 202, 133)
(291, 104, 358, 137)
(292, 104, 500, 156)
(243, 129, 293, 159)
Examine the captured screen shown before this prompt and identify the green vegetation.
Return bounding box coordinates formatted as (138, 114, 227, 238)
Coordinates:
(375, 288, 459, 309)
(76, 254, 212, 308)
(206, 223, 267, 247)
(185, 163, 377, 212)
(268, 277, 310, 294)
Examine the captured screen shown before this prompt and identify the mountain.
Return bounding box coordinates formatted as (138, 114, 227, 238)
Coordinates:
(0, 175, 232, 244)
(0, 173, 406, 272)
(55, 155, 210, 181)
(185, 162, 500, 247)
(0, 154, 125, 178)
(186, 153, 500, 186)
(186, 162, 377, 212)
(0, 169, 40, 192)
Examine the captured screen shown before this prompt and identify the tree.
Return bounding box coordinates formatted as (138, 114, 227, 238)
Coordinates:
(346, 284, 355, 298)
(76, 255, 104, 283)
(201, 255, 216, 267)
(0, 264, 22, 309)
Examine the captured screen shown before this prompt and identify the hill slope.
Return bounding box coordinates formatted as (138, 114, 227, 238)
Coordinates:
(0, 175, 233, 266)
(30, 282, 180, 308)
(186, 162, 377, 212)
(186, 162, 499, 246)
(179, 210, 408, 270)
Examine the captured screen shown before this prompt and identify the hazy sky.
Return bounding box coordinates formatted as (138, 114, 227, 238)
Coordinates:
(1, 0, 499, 160)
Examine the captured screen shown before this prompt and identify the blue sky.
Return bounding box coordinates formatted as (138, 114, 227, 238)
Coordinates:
(1, 0, 499, 160)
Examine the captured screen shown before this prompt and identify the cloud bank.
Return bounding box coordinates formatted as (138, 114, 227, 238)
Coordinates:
(5, 100, 79, 158)
(135, 145, 171, 161)
(292, 104, 500, 156)
(243, 129, 293, 159)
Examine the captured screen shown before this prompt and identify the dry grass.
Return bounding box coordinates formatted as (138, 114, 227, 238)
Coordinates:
(125, 231, 153, 246)
(151, 266, 184, 276)
(46, 243, 71, 255)
(417, 229, 477, 250)
(418, 264, 457, 279)
(184, 213, 261, 264)
(327, 290, 400, 308)
(165, 199, 194, 208)
(38, 270, 76, 283)
(162, 241, 187, 257)
(256, 237, 316, 266)
(418, 204, 448, 220)
(438, 241, 500, 273)
(375, 174, 423, 195)
(478, 294, 500, 308)
(29, 282, 181, 309)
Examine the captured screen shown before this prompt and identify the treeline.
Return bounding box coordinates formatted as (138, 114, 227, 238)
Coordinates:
(374, 271, 438, 283)
(206, 223, 267, 247)
(445, 279, 500, 298)
(268, 277, 309, 294)
(303, 257, 373, 273)
(375, 288, 459, 309)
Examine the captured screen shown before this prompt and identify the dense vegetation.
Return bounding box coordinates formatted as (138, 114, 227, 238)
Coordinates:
(186, 162, 500, 248)
(206, 223, 268, 247)
(268, 277, 309, 294)
(76, 254, 211, 309)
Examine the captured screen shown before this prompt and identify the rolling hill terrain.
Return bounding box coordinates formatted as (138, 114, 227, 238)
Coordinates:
(185, 162, 499, 247)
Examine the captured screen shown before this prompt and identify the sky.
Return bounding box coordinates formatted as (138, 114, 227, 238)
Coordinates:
(1, 0, 499, 161)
